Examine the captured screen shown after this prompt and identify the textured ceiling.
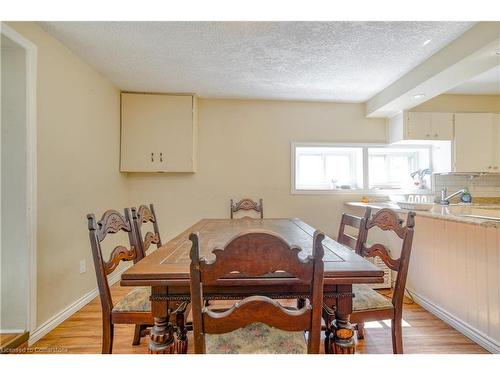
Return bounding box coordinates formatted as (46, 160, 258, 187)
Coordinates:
(40, 21, 474, 102)
(447, 65, 500, 95)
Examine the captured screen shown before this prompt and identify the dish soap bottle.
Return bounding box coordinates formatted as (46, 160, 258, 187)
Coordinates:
(461, 189, 472, 204)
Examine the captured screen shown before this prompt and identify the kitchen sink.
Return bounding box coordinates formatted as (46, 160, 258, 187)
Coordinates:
(459, 214, 500, 222)
(439, 205, 500, 221)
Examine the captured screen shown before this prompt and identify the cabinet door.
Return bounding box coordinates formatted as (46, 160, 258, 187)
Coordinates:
(120, 93, 195, 172)
(454, 113, 496, 172)
(121, 93, 165, 172)
(406, 112, 432, 140)
(159, 95, 194, 172)
(430, 113, 453, 140)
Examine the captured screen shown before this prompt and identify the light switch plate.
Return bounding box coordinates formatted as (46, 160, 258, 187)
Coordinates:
(79, 259, 86, 274)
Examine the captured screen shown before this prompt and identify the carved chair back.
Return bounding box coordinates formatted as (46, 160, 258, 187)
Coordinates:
(131, 204, 162, 260)
(189, 230, 325, 354)
(230, 198, 264, 219)
(361, 208, 416, 312)
(87, 209, 139, 316)
(337, 207, 371, 255)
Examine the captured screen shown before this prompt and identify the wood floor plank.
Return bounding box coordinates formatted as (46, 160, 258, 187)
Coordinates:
(28, 284, 488, 354)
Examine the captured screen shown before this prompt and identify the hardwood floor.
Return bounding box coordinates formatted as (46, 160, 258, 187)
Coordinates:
(1, 332, 29, 352)
(1, 334, 20, 346)
(29, 284, 488, 354)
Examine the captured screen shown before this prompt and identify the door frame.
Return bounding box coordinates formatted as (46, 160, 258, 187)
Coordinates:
(0, 22, 38, 334)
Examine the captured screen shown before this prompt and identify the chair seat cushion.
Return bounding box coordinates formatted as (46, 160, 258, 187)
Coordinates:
(113, 287, 151, 312)
(205, 322, 307, 354)
(353, 284, 393, 312)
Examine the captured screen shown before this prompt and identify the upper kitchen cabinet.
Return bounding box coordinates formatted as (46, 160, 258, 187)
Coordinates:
(388, 111, 454, 143)
(120, 93, 198, 172)
(454, 113, 500, 173)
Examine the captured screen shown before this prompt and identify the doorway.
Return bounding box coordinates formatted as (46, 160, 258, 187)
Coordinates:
(0, 23, 37, 349)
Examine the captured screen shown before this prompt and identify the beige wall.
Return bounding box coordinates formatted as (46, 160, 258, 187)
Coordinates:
(127, 99, 387, 244)
(7, 22, 129, 326)
(412, 94, 500, 113)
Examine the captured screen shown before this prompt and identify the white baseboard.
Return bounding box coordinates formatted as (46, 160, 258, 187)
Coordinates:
(28, 269, 127, 346)
(409, 289, 499, 354)
(0, 329, 26, 334)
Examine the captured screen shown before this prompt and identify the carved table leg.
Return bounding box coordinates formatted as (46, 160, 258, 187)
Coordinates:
(149, 287, 175, 354)
(332, 285, 355, 354)
(174, 302, 189, 354)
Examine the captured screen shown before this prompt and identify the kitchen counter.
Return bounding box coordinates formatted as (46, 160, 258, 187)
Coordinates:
(345, 201, 500, 228)
(345, 200, 500, 352)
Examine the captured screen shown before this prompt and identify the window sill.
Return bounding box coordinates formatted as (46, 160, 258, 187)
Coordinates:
(291, 188, 434, 196)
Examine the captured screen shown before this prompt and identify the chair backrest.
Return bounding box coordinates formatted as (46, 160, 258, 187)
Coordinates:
(189, 229, 325, 354)
(361, 208, 416, 312)
(230, 198, 264, 219)
(337, 207, 371, 255)
(87, 209, 138, 315)
(131, 204, 162, 260)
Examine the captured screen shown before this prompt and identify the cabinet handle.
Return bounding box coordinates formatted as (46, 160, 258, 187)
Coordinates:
(160, 152, 163, 162)
(426, 134, 430, 138)
(494, 166, 498, 170)
(488, 166, 492, 169)
(434, 134, 438, 137)
(151, 152, 154, 162)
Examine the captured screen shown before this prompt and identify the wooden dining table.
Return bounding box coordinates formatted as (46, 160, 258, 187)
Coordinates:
(121, 218, 384, 354)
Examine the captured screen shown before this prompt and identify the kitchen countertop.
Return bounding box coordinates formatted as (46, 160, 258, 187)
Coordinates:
(345, 201, 500, 228)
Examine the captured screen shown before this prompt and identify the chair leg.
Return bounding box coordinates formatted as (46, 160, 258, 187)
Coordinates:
(324, 327, 333, 354)
(297, 298, 306, 309)
(322, 299, 335, 354)
(391, 318, 403, 354)
(175, 302, 189, 354)
(132, 324, 143, 345)
(102, 317, 114, 354)
(356, 322, 365, 340)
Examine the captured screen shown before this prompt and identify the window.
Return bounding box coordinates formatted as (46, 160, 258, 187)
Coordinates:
(368, 147, 430, 190)
(295, 147, 363, 190)
(293, 144, 436, 193)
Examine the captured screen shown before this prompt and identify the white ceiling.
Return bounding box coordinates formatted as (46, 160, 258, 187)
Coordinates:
(447, 65, 500, 95)
(40, 21, 474, 102)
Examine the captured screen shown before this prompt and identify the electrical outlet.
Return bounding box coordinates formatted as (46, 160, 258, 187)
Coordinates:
(79, 259, 86, 274)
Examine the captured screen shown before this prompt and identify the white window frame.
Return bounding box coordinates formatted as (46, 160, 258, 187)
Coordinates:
(291, 142, 434, 195)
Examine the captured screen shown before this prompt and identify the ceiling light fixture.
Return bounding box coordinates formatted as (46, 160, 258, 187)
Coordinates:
(423, 39, 432, 46)
(413, 94, 426, 99)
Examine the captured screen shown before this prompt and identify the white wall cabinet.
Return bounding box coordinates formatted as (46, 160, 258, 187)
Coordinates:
(454, 113, 500, 173)
(389, 111, 454, 143)
(120, 93, 197, 172)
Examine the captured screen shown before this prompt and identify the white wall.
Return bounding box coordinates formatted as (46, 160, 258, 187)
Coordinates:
(1, 35, 28, 332)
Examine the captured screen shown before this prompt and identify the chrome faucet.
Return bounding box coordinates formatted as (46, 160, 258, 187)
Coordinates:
(438, 188, 469, 205)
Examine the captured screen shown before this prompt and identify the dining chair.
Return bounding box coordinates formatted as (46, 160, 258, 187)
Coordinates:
(349, 208, 415, 354)
(322, 207, 371, 351)
(230, 198, 264, 219)
(336, 207, 372, 254)
(189, 229, 325, 354)
(87, 209, 154, 354)
(130, 203, 162, 260)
